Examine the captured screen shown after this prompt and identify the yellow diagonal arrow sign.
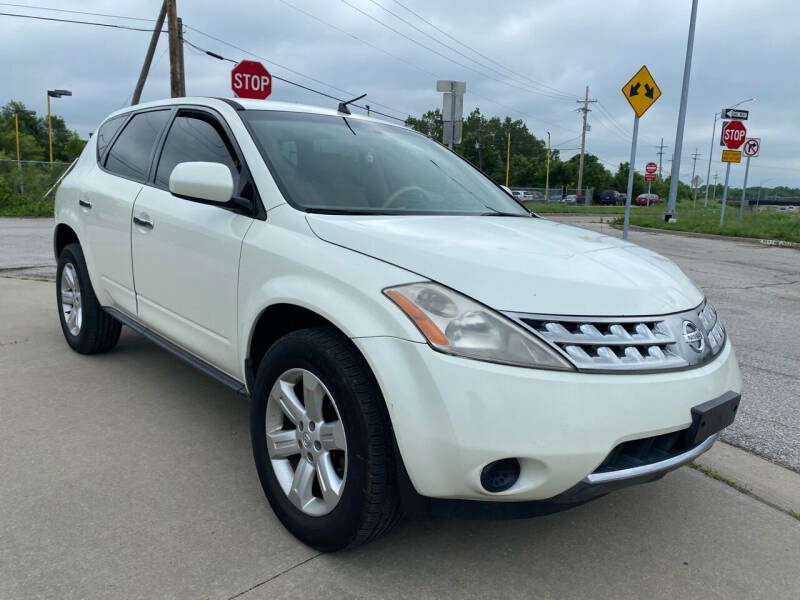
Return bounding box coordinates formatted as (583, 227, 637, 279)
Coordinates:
(622, 65, 662, 118)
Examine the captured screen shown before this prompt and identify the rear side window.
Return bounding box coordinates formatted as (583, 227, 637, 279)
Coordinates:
(154, 114, 240, 188)
(105, 110, 170, 181)
(95, 115, 126, 161)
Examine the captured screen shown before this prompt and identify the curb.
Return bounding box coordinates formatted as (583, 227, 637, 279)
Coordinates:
(692, 441, 800, 518)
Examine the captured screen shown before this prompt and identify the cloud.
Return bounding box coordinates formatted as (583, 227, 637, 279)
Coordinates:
(1, 0, 797, 186)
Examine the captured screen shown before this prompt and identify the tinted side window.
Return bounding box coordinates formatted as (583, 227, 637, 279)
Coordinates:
(105, 110, 170, 180)
(96, 115, 126, 162)
(155, 114, 240, 188)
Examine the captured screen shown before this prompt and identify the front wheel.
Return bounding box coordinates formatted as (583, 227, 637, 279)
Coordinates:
(250, 327, 400, 551)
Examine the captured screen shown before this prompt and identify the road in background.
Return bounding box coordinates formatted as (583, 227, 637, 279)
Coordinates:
(1, 216, 798, 472)
(0, 218, 54, 280)
(547, 215, 800, 473)
(1, 276, 798, 599)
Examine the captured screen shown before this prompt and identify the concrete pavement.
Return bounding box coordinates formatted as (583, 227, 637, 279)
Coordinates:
(4, 216, 798, 473)
(1, 276, 799, 599)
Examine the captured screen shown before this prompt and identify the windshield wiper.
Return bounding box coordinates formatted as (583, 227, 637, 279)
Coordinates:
(479, 212, 530, 217)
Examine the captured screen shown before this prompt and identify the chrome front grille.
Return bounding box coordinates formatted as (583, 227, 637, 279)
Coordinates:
(505, 301, 726, 373)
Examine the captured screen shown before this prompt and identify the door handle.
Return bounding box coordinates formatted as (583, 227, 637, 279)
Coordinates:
(133, 215, 154, 229)
(78, 198, 92, 209)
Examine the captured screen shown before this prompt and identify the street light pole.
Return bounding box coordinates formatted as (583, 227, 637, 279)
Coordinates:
(545, 131, 551, 202)
(47, 93, 52, 163)
(14, 108, 36, 194)
(46, 89, 72, 164)
(703, 112, 718, 208)
(666, 0, 698, 220)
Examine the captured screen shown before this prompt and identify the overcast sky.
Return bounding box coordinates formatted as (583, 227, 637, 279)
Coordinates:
(2, 0, 798, 187)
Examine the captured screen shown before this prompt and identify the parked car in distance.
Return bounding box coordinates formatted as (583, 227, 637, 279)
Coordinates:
(635, 193, 661, 206)
(564, 194, 577, 203)
(510, 189, 524, 200)
(53, 97, 741, 552)
(599, 190, 622, 206)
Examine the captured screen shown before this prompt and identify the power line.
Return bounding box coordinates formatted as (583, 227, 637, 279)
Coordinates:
(182, 35, 408, 123)
(388, 0, 580, 100)
(340, 0, 577, 103)
(0, 10, 162, 31)
(362, 0, 577, 101)
(278, 0, 575, 134)
(277, 0, 440, 80)
(185, 24, 411, 121)
(0, 2, 155, 22)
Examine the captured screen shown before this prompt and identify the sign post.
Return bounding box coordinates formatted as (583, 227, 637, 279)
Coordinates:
(620, 66, 662, 239)
(738, 137, 760, 222)
(719, 120, 747, 225)
(436, 80, 466, 149)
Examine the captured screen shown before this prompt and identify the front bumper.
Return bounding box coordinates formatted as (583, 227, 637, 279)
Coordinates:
(354, 336, 741, 503)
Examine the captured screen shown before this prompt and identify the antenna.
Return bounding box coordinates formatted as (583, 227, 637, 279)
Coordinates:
(338, 93, 367, 115)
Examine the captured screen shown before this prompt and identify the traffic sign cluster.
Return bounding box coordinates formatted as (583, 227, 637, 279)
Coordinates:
(715, 108, 760, 225)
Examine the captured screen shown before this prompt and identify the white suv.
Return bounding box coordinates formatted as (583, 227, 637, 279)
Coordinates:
(54, 97, 741, 551)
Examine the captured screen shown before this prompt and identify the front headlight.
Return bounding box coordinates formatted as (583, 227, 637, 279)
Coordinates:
(699, 299, 726, 354)
(384, 282, 574, 371)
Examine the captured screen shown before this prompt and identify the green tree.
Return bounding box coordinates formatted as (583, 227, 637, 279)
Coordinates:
(0, 100, 84, 162)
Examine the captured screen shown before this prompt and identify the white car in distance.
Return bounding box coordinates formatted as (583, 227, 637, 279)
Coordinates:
(53, 98, 741, 551)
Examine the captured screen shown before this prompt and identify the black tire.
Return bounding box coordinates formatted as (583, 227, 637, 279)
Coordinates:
(250, 326, 400, 551)
(56, 243, 121, 354)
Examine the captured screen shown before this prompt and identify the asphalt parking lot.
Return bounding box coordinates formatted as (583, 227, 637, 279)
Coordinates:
(1, 217, 800, 599)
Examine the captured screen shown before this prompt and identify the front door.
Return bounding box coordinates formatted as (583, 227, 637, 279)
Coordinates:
(131, 109, 256, 378)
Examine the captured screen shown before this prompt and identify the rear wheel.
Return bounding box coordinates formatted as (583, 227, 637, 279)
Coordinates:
(250, 327, 400, 551)
(56, 243, 121, 354)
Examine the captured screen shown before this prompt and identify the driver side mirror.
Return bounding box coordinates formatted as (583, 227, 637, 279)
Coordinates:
(169, 162, 234, 204)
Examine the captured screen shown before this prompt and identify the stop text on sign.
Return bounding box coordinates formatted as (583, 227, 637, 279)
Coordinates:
(231, 60, 273, 100)
(234, 73, 270, 92)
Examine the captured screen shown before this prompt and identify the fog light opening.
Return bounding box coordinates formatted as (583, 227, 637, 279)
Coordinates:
(480, 458, 521, 493)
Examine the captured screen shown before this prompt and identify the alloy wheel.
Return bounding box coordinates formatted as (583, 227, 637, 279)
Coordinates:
(265, 368, 348, 516)
(60, 262, 82, 336)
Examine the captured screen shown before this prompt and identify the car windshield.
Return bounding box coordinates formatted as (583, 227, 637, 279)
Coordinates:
(242, 110, 529, 215)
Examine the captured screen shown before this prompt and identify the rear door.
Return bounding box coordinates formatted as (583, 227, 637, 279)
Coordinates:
(131, 107, 258, 377)
(81, 109, 171, 315)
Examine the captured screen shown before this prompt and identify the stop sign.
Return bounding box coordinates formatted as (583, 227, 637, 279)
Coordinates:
(722, 120, 747, 150)
(645, 162, 657, 174)
(231, 60, 272, 100)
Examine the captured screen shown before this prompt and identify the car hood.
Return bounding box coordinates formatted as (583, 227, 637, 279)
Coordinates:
(305, 214, 703, 316)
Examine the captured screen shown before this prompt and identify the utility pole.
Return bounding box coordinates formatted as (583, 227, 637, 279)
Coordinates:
(132, 0, 167, 105)
(690, 148, 700, 207)
(576, 85, 597, 198)
(656, 138, 668, 180)
(177, 17, 186, 95)
(166, 0, 185, 98)
(712, 172, 719, 200)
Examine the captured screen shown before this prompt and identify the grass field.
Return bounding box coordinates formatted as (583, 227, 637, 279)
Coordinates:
(618, 207, 800, 244)
(525, 200, 799, 244)
(0, 197, 53, 217)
